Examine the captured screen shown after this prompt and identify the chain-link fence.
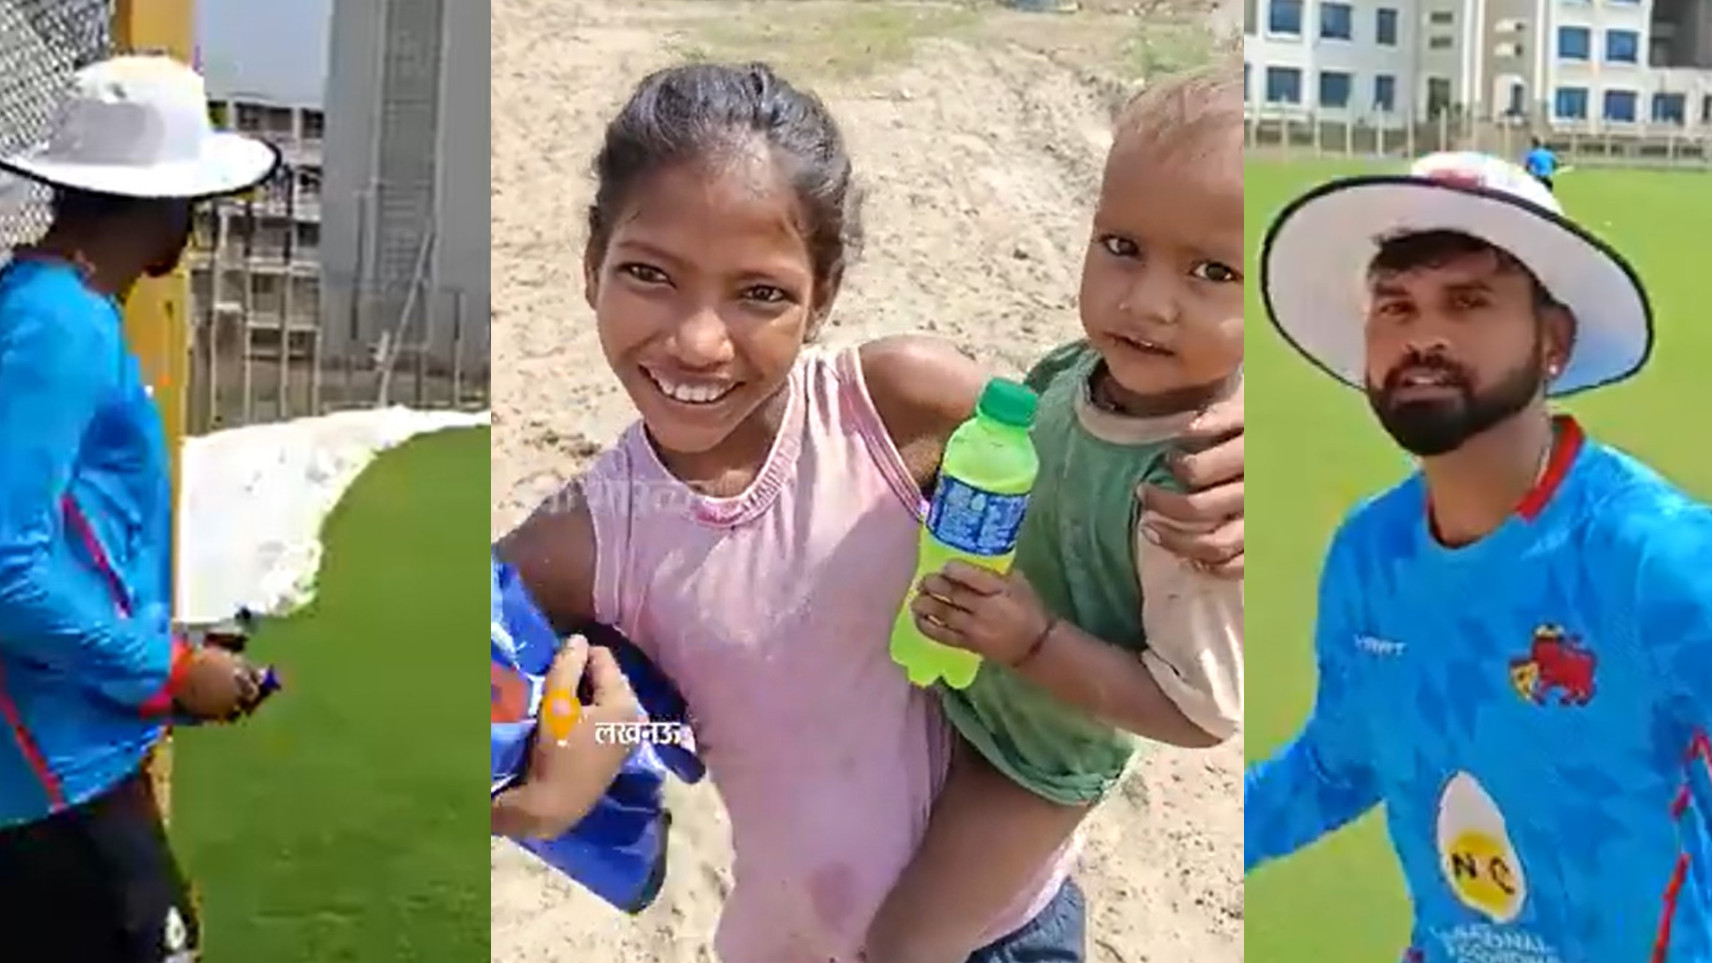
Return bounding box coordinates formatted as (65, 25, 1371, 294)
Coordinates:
(0, 0, 111, 249)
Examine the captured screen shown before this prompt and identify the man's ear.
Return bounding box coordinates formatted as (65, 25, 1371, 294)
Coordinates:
(1541, 303, 1576, 379)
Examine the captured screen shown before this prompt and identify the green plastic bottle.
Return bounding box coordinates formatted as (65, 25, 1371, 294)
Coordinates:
(890, 378, 1040, 689)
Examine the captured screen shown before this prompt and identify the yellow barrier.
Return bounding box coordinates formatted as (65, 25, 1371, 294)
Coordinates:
(112, 0, 194, 825)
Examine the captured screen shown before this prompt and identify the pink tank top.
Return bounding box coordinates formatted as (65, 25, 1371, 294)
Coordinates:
(583, 349, 1067, 961)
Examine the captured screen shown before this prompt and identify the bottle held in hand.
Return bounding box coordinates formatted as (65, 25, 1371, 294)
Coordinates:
(889, 378, 1040, 689)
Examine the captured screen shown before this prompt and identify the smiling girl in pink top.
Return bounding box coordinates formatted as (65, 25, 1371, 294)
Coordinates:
(496, 62, 1244, 962)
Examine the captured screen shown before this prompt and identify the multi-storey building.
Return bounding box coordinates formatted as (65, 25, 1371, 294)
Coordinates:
(1246, 0, 1439, 124)
(191, 0, 329, 368)
(188, 95, 325, 356)
(1245, 0, 1712, 129)
(1545, 0, 1712, 127)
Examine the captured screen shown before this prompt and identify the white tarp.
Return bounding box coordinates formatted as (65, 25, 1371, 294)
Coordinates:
(176, 406, 490, 624)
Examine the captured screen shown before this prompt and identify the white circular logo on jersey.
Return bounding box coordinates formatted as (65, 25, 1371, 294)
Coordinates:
(1436, 772, 1527, 923)
(164, 905, 188, 951)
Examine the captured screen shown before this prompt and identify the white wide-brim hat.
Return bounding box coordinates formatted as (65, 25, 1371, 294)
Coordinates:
(0, 54, 280, 200)
(1261, 151, 1652, 397)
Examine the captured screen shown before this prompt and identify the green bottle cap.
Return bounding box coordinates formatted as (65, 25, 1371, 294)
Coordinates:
(976, 378, 1038, 428)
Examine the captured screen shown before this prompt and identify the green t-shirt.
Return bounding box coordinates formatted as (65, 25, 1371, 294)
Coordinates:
(939, 341, 1181, 804)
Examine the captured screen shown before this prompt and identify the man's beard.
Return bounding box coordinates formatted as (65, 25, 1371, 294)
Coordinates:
(1365, 350, 1544, 457)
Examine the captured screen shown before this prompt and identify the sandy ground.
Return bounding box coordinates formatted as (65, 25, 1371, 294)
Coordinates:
(489, 2, 1241, 960)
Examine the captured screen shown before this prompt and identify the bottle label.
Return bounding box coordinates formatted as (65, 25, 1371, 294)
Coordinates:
(926, 476, 1028, 557)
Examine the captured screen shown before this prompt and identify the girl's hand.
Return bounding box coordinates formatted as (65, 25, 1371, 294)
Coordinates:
(909, 562, 1054, 666)
(493, 636, 643, 840)
(1139, 388, 1244, 578)
(531, 635, 639, 787)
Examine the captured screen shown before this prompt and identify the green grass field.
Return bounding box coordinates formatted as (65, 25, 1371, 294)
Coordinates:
(171, 427, 489, 962)
(1246, 159, 1712, 959)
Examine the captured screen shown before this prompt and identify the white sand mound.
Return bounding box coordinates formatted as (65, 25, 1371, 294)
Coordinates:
(176, 406, 490, 625)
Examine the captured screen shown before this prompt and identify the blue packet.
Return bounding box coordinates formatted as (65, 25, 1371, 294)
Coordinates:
(490, 556, 703, 913)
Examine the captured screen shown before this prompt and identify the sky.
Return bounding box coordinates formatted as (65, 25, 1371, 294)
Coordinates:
(195, 0, 330, 105)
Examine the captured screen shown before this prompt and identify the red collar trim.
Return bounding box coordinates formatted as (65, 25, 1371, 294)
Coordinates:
(1515, 416, 1583, 521)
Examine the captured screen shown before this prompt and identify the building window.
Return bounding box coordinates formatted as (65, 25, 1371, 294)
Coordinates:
(1375, 74, 1397, 111)
(1269, 0, 1303, 34)
(1553, 86, 1589, 119)
(1318, 70, 1353, 107)
(1426, 77, 1453, 116)
(1652, 93, 1686, 124)
(1428, 35, 1453, 50)
(1504, 82, 1526, 116)
(1320, 2, 1353, 39)
(264, 106, 293, 135)
(235, 102, 265, 132)
(1428, 10, 1454, 23)
(1266, 66, 1303, 103)
(1604, 29, 1639, 63)
(1557, 26, 1591, 60)
(1602, 89, 1638, 122)
(1376, 7, 1398, 45)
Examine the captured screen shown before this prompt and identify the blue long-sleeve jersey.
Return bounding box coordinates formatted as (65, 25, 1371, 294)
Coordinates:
(0, 258, 180, 827)
(1524, 147, 1560, 179)
(1248, 419, 1712, 963)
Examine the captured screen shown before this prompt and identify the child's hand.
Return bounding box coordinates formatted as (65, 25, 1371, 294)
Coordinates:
(531, 636, 639, 780)
(498, 636, 643, 839)
(910, 561, 1055, 666)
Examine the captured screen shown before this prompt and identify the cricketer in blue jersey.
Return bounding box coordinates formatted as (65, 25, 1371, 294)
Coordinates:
(1252, 150, 1712, 963)
(1523, 138, 1560, 192)
(0, 57, 278, 962)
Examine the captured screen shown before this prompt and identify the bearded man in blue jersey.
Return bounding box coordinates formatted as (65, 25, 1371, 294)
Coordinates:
(1248, 150, 1712, 962)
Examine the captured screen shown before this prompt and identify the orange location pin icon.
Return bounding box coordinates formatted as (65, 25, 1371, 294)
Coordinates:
(540, 685, 582, 745)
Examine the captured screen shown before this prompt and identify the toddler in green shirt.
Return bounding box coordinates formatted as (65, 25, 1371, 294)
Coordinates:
(866, 62, 1246, 962)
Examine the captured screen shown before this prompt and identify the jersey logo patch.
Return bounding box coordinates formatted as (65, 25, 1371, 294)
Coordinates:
(1508, 624, 1596, 706)
(1437, 772, 1527, 923)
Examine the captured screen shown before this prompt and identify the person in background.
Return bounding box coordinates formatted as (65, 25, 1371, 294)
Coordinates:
(0, 55, 279, 962)
(1523, 136, 1560, 192)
